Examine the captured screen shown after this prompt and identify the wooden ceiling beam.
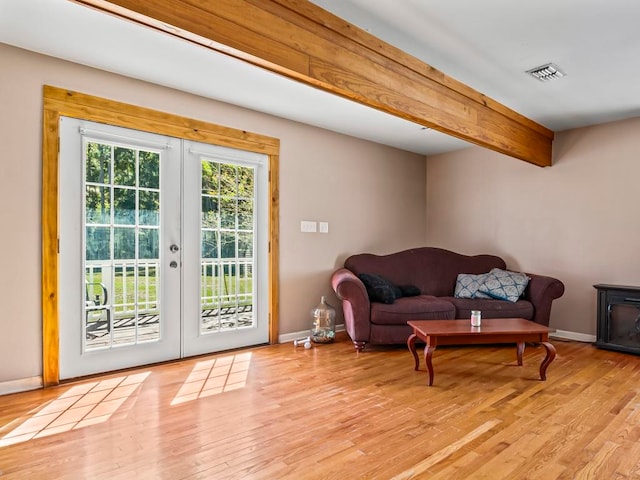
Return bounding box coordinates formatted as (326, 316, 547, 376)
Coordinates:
(74, 0, 554, 167)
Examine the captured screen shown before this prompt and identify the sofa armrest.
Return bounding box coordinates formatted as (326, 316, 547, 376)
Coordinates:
(331, 268, 371, 344)
(524, 273, 565, 326)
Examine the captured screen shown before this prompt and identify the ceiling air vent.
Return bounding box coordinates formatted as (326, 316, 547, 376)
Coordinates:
(526, 63, 566, 82)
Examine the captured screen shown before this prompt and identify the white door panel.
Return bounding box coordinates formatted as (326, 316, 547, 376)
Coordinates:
(182, 141, 269, 356)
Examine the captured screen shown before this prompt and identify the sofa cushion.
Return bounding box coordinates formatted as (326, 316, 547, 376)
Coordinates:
(454, 273, 493, 299)
(358, 273, 401, 304)
(443, 297, 534, 320)
(478, 268, 530, 302)
(370, 295, 455, 325)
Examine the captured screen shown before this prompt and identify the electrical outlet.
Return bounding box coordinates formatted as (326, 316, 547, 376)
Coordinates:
(300, 221, 317, 233)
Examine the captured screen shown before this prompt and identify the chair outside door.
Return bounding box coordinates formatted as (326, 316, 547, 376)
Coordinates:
(86, 281, 111, 339)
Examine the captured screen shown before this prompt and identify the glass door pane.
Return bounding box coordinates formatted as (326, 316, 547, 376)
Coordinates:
(609, 303, 640, 348)
(84, 141, 162, 350)
(200, 161, 255, 334)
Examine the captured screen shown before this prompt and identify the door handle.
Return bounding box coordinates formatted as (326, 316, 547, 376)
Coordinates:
(170, 244, 179, 253)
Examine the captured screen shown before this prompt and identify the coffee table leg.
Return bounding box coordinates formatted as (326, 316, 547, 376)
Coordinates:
(425, 344, 436, 386)
(539, 342, 556, 381)
(407, 333, 419, 371)
(516, 342, 525, 366)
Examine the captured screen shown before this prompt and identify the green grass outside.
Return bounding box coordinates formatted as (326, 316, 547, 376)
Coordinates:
(86, 270, 253, 312)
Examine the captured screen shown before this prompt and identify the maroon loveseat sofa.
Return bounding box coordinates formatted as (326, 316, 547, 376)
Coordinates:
(331, 247, 565, 352)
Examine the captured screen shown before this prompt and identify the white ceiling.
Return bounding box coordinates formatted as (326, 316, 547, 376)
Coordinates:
(1, 0, 639, 156)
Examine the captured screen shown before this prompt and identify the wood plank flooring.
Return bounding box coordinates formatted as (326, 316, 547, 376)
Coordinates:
(1, 334, 640, 479)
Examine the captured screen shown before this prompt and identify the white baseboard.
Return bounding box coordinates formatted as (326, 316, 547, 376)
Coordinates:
(0, 376, 43, 396)
(550, 329, 596, 343)
(280, 325, 594, 344)
(279, 324, 345, 343)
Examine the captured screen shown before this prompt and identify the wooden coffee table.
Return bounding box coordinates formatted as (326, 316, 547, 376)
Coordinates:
(407, 318, 556, 386)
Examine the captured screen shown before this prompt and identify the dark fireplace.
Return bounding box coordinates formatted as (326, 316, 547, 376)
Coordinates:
(594, 284, 640, 355)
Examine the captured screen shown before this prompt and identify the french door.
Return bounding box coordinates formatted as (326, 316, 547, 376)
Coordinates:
(59, 117, 269, 379)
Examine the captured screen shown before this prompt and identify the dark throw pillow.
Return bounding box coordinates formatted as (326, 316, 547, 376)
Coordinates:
(358, 273, 400, 304)
(399, 285, 421, 297)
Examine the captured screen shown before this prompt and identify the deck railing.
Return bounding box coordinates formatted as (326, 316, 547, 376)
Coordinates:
(85, 258, 253, 321)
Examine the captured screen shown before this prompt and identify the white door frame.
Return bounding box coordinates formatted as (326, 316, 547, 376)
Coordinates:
(59, 117, 271, 379)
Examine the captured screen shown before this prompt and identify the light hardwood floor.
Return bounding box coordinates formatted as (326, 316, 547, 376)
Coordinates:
(1, 334, 640, 479)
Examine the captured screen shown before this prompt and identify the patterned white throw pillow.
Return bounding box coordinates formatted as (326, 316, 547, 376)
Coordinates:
(477, 268, 530, 302)
(454, 273, 493, 299)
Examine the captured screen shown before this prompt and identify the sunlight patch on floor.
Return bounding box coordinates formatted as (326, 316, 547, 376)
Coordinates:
(171, 352, 252, 405)
(0, 372, 150, 447)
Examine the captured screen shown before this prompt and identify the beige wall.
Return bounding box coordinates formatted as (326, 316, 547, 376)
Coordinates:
(0, 43, 426, 383)
(427, 116, 640, 336)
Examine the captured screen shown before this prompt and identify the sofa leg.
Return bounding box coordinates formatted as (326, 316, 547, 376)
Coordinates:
(353, 341, 366, 352)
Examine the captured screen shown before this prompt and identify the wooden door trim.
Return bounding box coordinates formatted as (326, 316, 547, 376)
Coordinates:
(42, 85, 280, 386)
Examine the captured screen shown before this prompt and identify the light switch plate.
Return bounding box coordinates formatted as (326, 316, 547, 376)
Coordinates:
(319, 222, 329, 233)
(301, 220, 317, 233)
